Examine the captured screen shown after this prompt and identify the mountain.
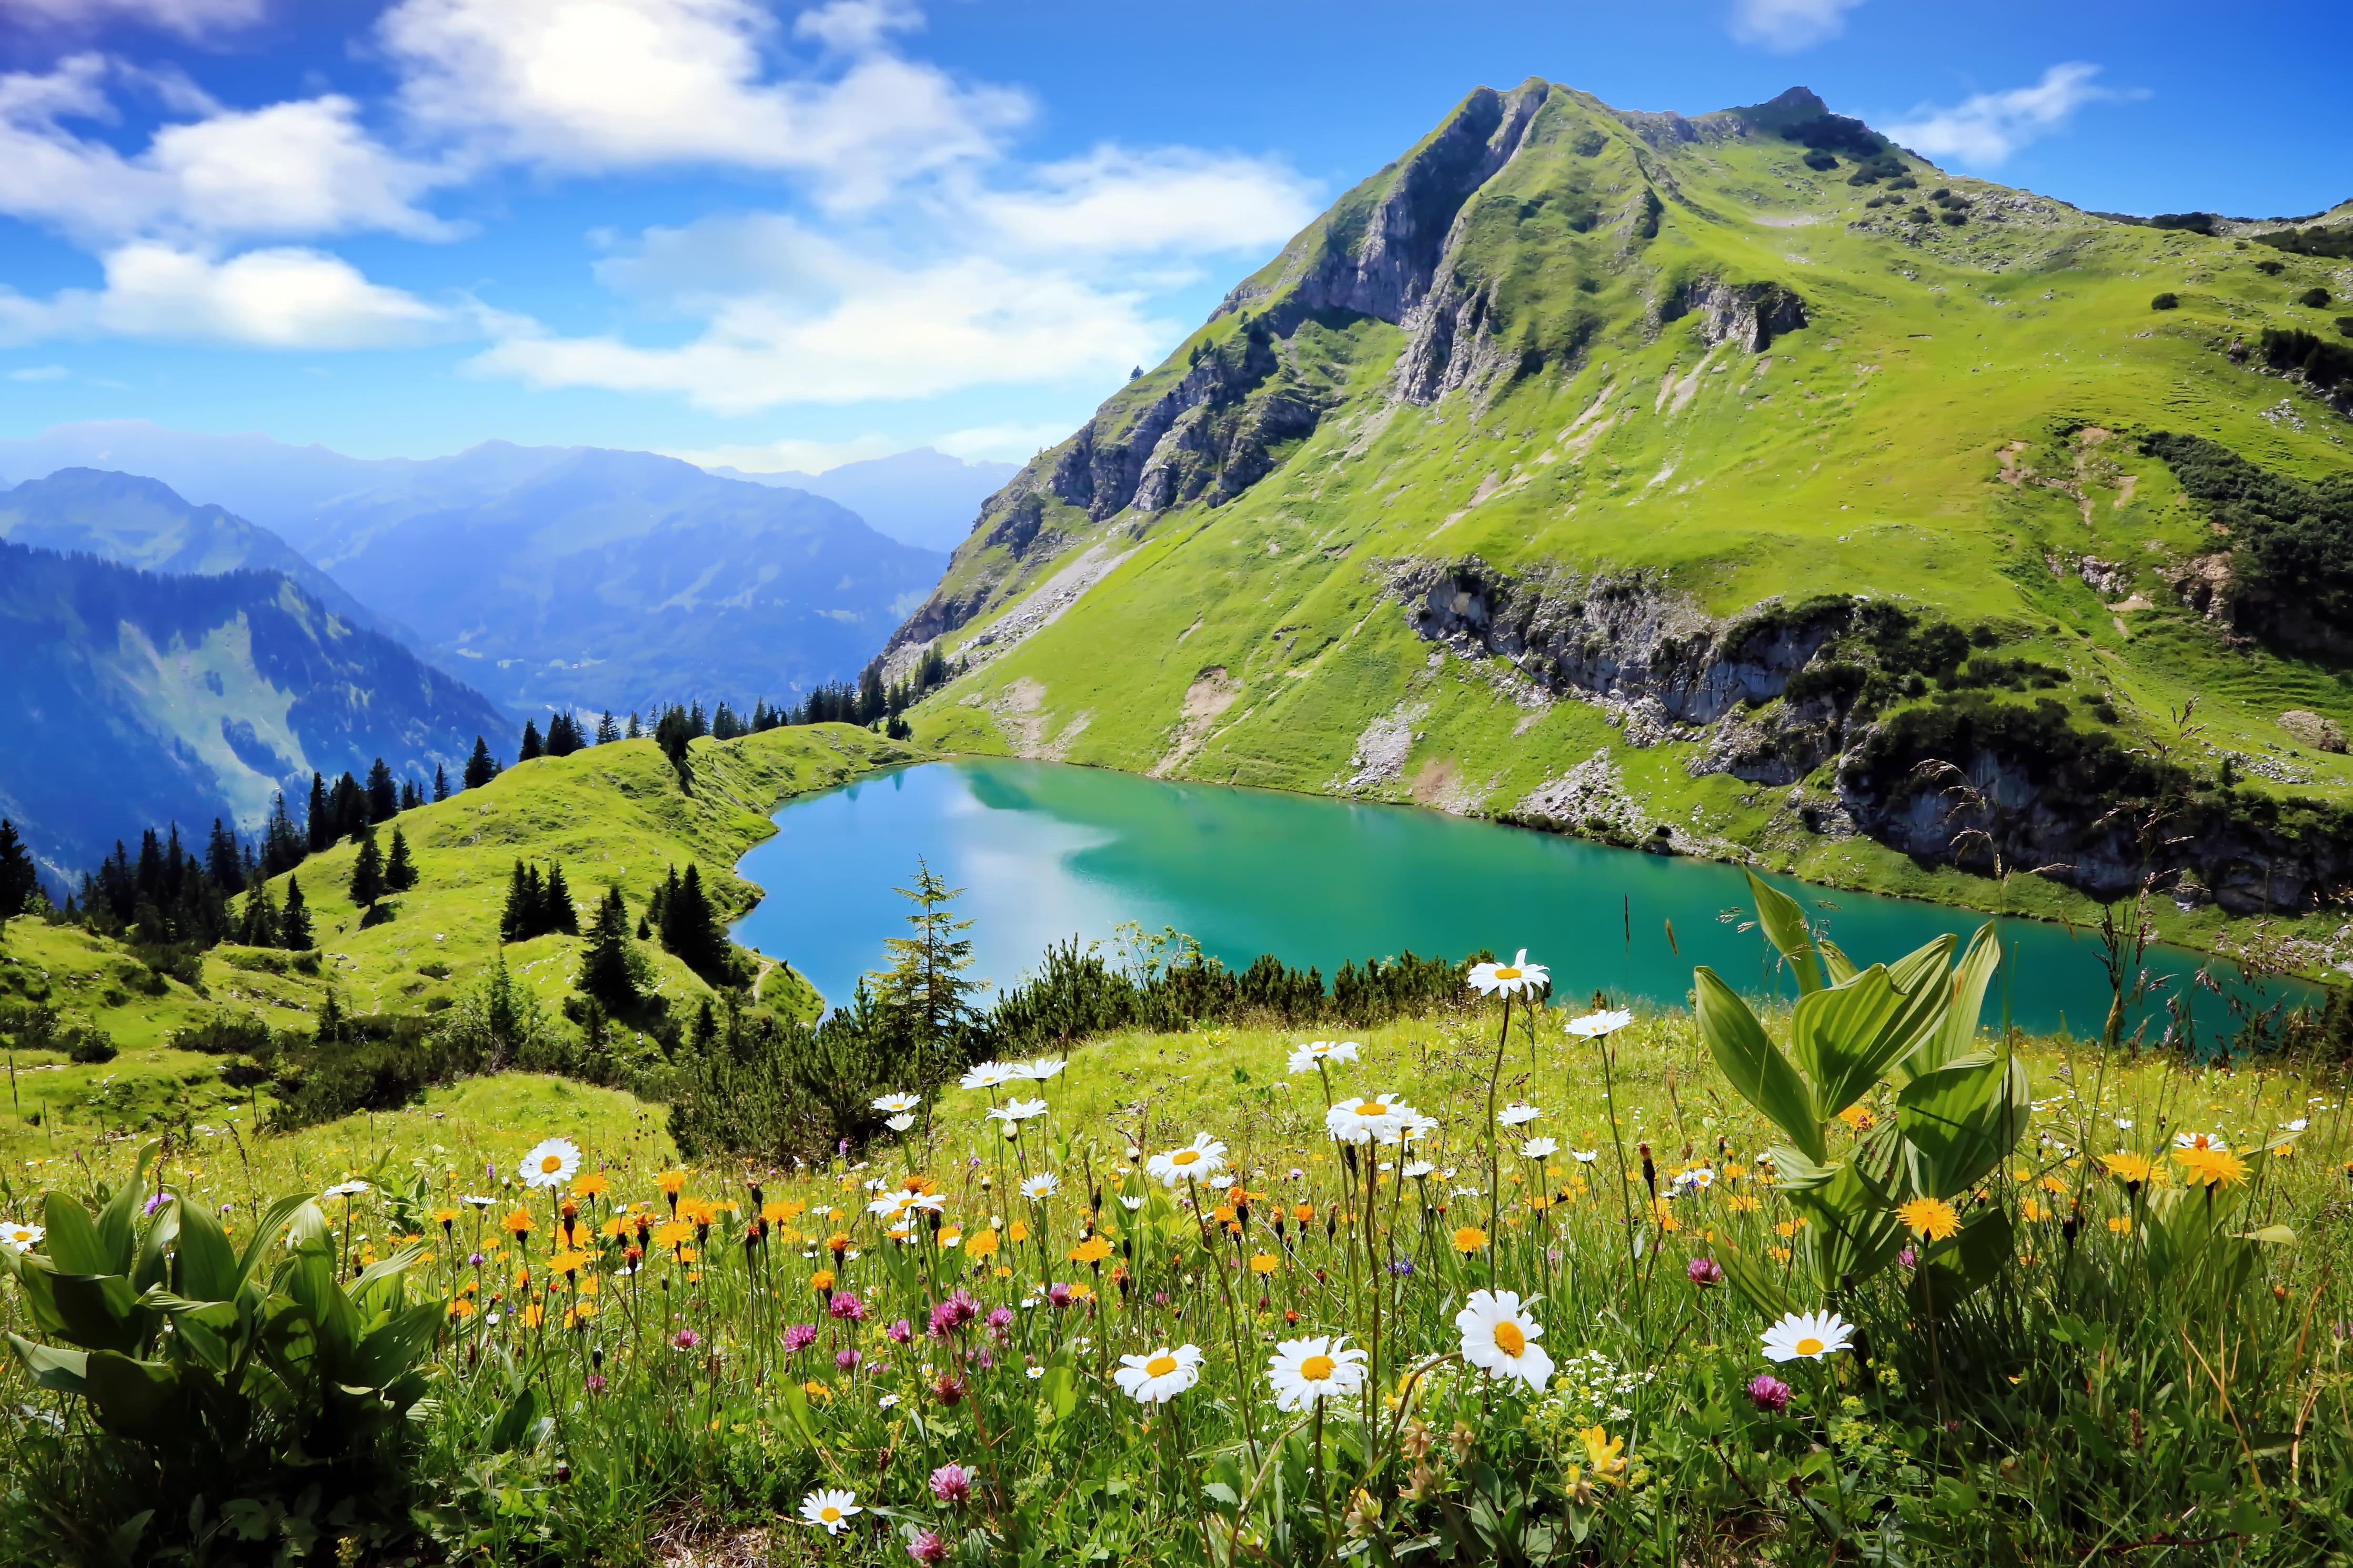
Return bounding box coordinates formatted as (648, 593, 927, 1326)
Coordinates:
(0, 422, 396, 541)
(290, 446, 945, 714)
(890, 81, 2353, 924)
(0, 539, 506, 880)
(706, 448, 1021, 551)
(0, 468, 409, 646)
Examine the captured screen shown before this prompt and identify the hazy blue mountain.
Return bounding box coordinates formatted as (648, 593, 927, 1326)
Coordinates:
(294, 446, 946, 714)
(705, 447, 1019, 551)
(0, 421, 398, 543)
(0, 538, 505, 881)
(0, 468, 410, 646)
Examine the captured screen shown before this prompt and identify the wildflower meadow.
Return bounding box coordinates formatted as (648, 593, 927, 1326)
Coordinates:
(3, 873, 2349, 1565)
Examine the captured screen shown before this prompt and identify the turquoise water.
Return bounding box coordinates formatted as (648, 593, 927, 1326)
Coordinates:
(730, 758, 2315, 1047)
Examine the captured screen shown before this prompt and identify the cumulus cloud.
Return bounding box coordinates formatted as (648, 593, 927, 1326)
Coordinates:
(667, 432, 903, 474)
(380, 0, 1026, 207)
(0, 243, 451, 349)
(968, 146, 1318, 257)
(0, 56, 457, 246)
(1727, 0, 1864, 52)
(0, 0, 264, 38)
(1885, 63, 2131, 166)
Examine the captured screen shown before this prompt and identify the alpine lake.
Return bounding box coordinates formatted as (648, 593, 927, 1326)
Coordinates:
(732, 757, 2315, 1049)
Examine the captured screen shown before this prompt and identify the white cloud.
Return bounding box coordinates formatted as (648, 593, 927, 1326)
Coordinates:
(1886, 64, 2131, 166)
(935, 422, 1071, 462)
(1727, 0, 1864, 52)
(669, 432, 901, 474)
(792, 0, 920, 53)
(0, 243, 451, 349)
(7, 363, 71, 381)
(381, 0, 1025, 206)
(0, 56, 456, 246)
(0, 0, 264, 38)
(969, 147, 1318, 257)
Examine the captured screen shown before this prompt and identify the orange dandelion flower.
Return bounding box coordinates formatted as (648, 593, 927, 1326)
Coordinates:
(501, 1209, 534, 1238)
(1069, 1234, 1113, 1266)
(2172, 1147, 2248, 1188)
(1895, 1196, 1960, 1241)
(1249, 1252, 1279, 1275)
(1451, 1225, 1489, 1254)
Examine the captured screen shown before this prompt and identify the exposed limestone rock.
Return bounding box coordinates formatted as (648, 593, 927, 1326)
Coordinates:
(1658, 276, 1808, 352)
(1336, 702, 1426, 793)
(2281, 710, 2349, 753)
(2171, 553, 2235, 621)
(1154, 666, 1241, 776)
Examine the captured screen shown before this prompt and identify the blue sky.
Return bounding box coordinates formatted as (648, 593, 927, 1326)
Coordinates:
(1, 0, 2346, 472)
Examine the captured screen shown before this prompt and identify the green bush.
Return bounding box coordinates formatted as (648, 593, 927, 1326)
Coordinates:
(2299, 286, 2333, 308)
(2150, 291, 2180, 310)
(1803, 149, 1838, 171)
(2338, 316, 2353, 338)
(2, 1149, 443, 1563)
(2255, 259, 2286, 275)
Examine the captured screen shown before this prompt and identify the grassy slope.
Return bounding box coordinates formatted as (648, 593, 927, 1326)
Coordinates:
(907, 83, 2353, 960)
(0, 724, 918, 1161)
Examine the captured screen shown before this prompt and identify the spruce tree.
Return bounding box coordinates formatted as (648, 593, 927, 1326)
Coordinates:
(873, 857, 978, 1077)
(331, 772, 369, 842)
(385, 826, 418, 893)
(596, 710, 620, 745)
(0, 818, 39, 918)
(499, 858, 537, 943)
(262, 791, 304, 875)
(657, 863, 730, 980)
(463, 736, 498, 790)
(202, 818, 244, 894)
(625, 712, 642, 739)
(433, 764, 451, 802)
(348, 827, 386, 908)
(398, 777, 422, 812)
(238, 879, 278, 947)
(366, 758, 398, 822)
(518, 720, 543, 761)
(280, 875, 314, 950)
(306, 772, 333, 853)
(576, 885, 641, 1010)
(543, 862, 579, 935)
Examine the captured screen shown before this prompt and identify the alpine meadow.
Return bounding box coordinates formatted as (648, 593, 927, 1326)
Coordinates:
(3, 28, 2353, 1568)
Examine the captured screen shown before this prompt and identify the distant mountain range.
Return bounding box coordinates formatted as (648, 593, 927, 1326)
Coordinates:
(0, 538, 505, 882)
(707, 448, 1018, 552)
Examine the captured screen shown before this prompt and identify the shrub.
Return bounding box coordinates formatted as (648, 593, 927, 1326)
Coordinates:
(1802, 149, 1838, 171)
(2300, 286, 2333, 308)
(2150, 291, 2180, 310)
(1940, 209, 1967, 226)
(2339, 316, 2353, 338)
(164, 1009, 276, 1057)
(66, 1027, 117, 1065)
(2256, 259, 2286, 275)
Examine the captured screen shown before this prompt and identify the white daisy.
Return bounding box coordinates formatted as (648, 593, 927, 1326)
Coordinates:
(1394, 1109, 1437, 1145)
(462, 1194, 496, 1208)
(1325, 1094, 1407, 1144)
(885, 1113, 916, 1133)
(1113, 1343, 1204, 1403)
(1455, 1289, 1553, 1391)
(323, 1180, 370, 1199)
(1498, 1102, 1543, 1127)
(1020, 1174, 1061, 1199)
(1571, 1150, 1599, 1164)
(799, 1488, 860, 1535)
(1674, 1166, 1715, 1192)
(1566, 1007, 1633, 1038)
(867, 1191, 919, 1219)
(1265, 1335, 1368, 1411)
(517, 1137, 580, 1190)
(1519, 1137, 1560, 1160)
(1403, 1161, 1436, 1180)
(908, 1192, 947, 1213)
(871, 1091, 921, 1114)
(1118, 1195, 1145, 1211)
(1286, 1040, 1361, 1074)
(2174, 1131, 2229, 1152)
(1762, 1310, 1855, 1363)
(0, 1221, 44, 1253)
(1146, 1135, 1229, 1188)
(987, 1097, 1049, 1123)
(1468, 949, 1549, 998)
(1017, 1057, 1068, 1081)
(960, 1061, 1019, 1090)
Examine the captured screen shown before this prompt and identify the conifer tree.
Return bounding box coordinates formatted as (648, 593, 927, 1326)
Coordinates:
(499, 858, 538, 943)
(306, 772, 333, 853)
(543, 862, 578, 935)
(518, 720, 544, 761)
(576, 885, 641, 1010)
(398, 778, 423, 812)
(204, 817, 245, 894)
(348, 827, 386, 909)
(280, 875, 314, 949)
(238, 879, 278, 948)
(463, 737, 498, 790)
(385, 826, 418, 893)
(596, 710, 620, 745)
(433, 764, 451, 802)
(874, 857, 978, 1063)
(315, 987, 346, 1046)
(366, 758, 398, 822)
(0, 818, 40, 919)
(657, 863, 730, 981)
(625, 712, 642, 739)
(262, 791, 304, 876)
(330, 772, 369, 842)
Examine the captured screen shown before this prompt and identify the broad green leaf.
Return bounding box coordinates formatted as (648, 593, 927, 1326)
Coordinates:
(1817, 937, 1859, 987)
(40, 1191, 110, 1276)
(1745, 871, 1824, 994)
(1715, 1245, 1800, 1320)
(487, 1382, 539, 1452)
(173, 1201, 240, 1303)
(83, 1349, 181, 1440)
(1793, 960, 1953, 1119)
(47, 1272, 146, 1354)
(6, 1331, 89, 1394)
(1897, 1051, 2027, 1199)
(94, 1145, 156, 1272)
(1910, 1209, 2013, 1307)
(1912, 925, 2001, 1078)
(1694, 967, 1824, 1160)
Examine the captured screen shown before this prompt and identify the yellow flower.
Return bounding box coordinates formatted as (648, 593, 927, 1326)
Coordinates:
(1578, 1425, 1628, 1481)
(548, 1250, 588, 1277)
(1836, 1105, 1875, 1131)
(2100, 1151, 2155, 1186)
(2020, 1198, 2047, 1222)
(571, 1171, 610, 1200)
(966, 1227, 1000, 1261)
(1729, 1194, 1760, 1213)
(2039, 1176, 2070, 1196)
(652, 1220, 695, 1252)
(1249, 1252, 1279, 1275)
(1451, 1225, 1489, 1254)
(447, 1297, 475, 1319)
(656, 1169, 690, 1197)
(2173, 1147, 2248, 1188)
(2107, 1216, 2132, 1234)
(1767, 1245, 1792, 1262)
(1895, 1197, 1960, 1241)
(1008, 1220, 1031, 1243)
(501, 1209, 534, 1237)
(811, 1269, 836, 1292)
(1069, 1234, 1113, 1266)
(1774, 1219, 1804, 1238)
(760, 1200, 795, 1224)
(431, 1206, 460, 1227)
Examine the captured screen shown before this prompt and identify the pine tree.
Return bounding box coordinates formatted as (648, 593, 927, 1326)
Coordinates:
(348, 827, 386, 908)
(499, 858, 537, 943)
(0, 818, 40, 919)
(280, 875, 314, 950)
(657, 863, 730, 981)
(549, 713, 585, 756)
(576, 885, 641, 1010)
(385, 826, 418, 893)
(625, 712, 642, 739)
(463, 736, 498, 790)
(237, 879, 278, 948)
(398, 777, 423, 812)
(306, 772, 333, 853)
(543, 862, 578, 935)
(331, 772, 369, 842)
(873, 857, 978, 1079)
(433, 764, 451, 802)
(596, 710, 620, 745)
(366, 758, 398, 822)
(204, 817, 245, 894)
(518, 720, 544, 761)
(262, 791, 305, 876)
(315, 987, 346, 1046)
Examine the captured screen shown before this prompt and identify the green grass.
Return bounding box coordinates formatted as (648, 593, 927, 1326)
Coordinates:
(902, 84, 2353, 965)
